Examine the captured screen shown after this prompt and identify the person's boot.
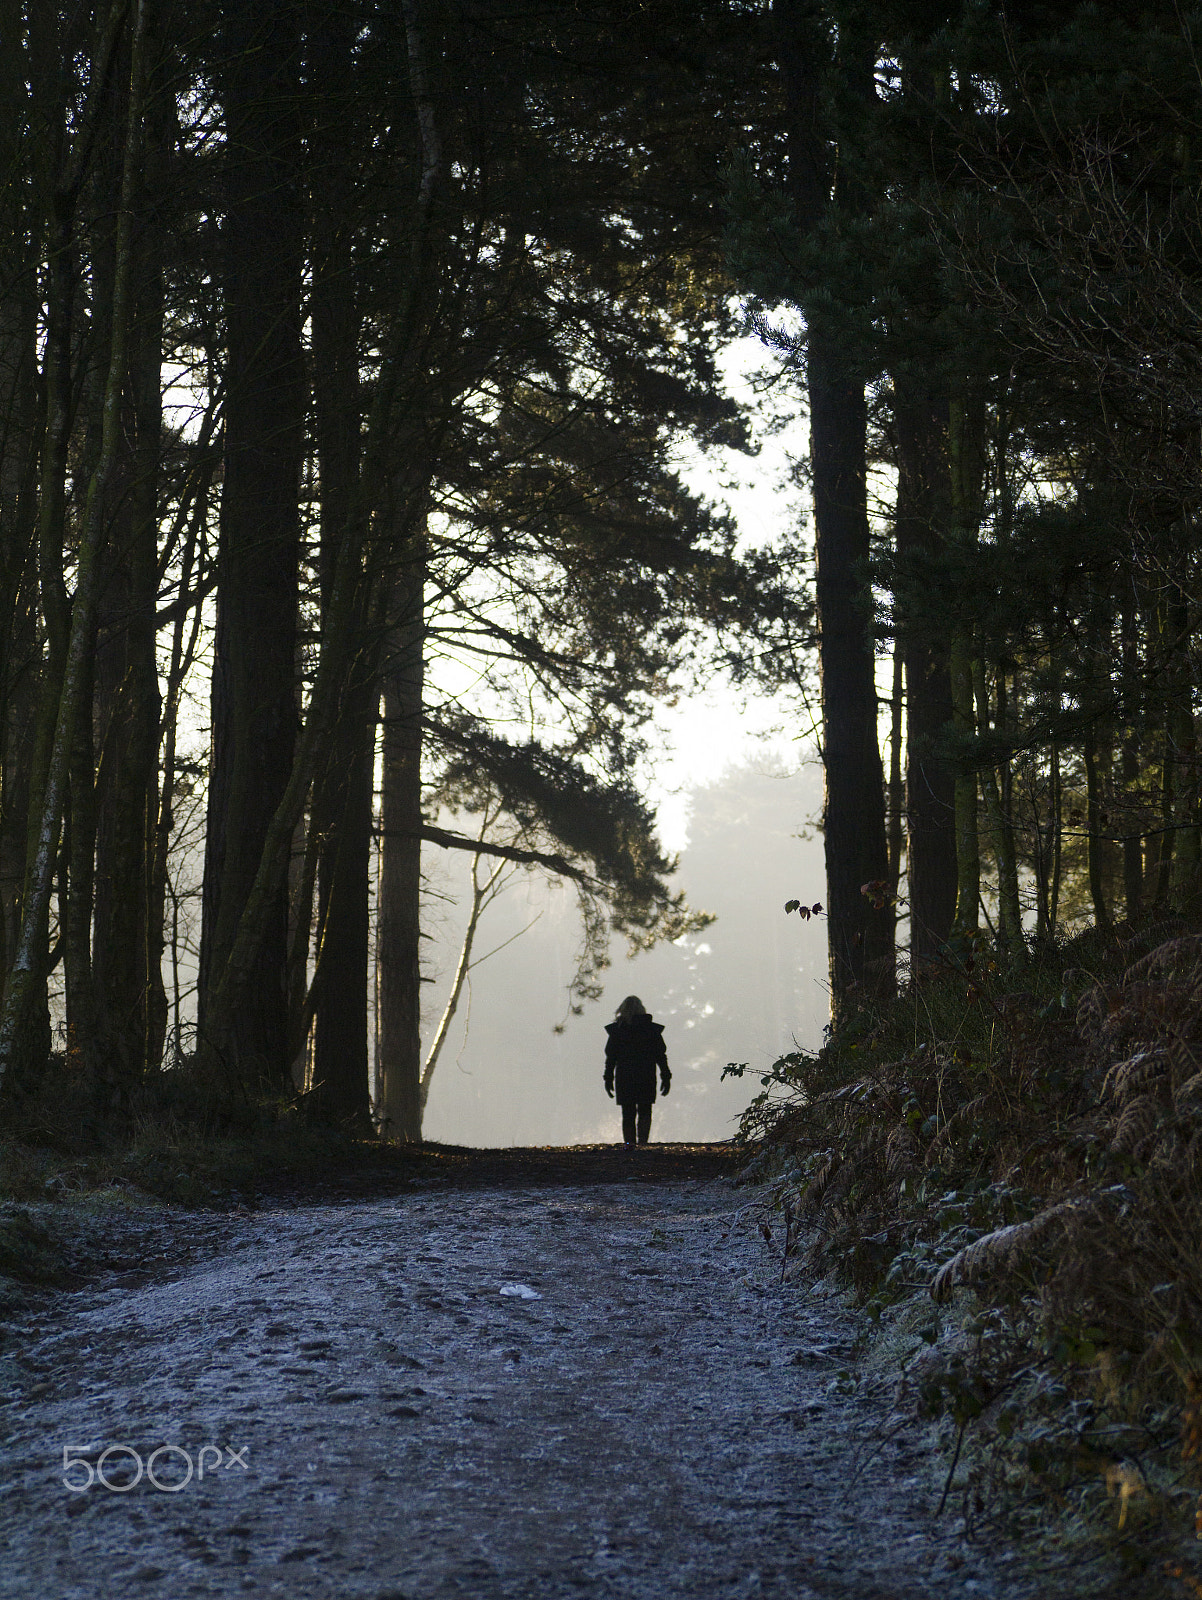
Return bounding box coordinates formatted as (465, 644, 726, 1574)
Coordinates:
(637, 1107, 651, 1145)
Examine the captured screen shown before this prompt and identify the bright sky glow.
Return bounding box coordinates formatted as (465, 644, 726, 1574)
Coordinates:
(647, 332, 815, 850)
(645, 692, 804, 851)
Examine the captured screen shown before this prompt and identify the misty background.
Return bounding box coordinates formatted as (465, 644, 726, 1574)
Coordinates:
(420, 758, 828, 1146)
(416, 341, 824, 1148)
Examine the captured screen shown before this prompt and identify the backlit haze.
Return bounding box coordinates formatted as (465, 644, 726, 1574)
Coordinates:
(421, 340, 830, 1147)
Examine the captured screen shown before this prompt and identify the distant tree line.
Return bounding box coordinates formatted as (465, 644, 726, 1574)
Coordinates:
(2, 0, 1195, 1133)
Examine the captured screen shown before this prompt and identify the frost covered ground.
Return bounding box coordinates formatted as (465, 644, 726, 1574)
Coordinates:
(0, 1148, 1036, 1598)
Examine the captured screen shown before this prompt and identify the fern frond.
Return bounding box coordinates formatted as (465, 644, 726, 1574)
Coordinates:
(1102, 1049, 1169, 1106)
(1110, 1092, 1163, 1157)
(930, 1198, 1082, 1304)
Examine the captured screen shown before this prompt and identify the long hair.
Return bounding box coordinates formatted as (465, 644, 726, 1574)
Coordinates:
(615, 995, 648, 1022)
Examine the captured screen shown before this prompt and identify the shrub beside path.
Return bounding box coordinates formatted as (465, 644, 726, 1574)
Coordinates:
(0, 1146, 1035, 1599)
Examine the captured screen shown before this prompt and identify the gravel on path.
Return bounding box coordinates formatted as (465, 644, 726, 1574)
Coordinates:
(0, 1147, 1036, 1599)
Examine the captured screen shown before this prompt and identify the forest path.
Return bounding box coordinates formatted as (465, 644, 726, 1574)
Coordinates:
(0, 1147, 1034, 1599)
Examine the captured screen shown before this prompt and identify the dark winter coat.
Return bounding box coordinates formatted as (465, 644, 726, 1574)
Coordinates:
(604, 1016, 669, 1107)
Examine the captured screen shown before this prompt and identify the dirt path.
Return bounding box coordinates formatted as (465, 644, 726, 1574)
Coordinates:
(0, 1147, 1034, 1599)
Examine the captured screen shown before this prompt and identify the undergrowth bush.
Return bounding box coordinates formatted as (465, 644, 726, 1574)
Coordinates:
(740, 917, 1202, 1576)
(0, 1052, 397, 1208)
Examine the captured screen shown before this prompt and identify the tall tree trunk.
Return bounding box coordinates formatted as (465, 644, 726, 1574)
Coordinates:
(63, 635, 99, 1072)
(1083, 723, 1110, 930)
(1120, 599, 1144, 919)
(893, 379, 957, 957)
(0, 1, 42, 1009)
(149, 470, 210, 1075)
(950, 635, 979, 934)
(198, 0, 305, 1096)
(1154, 599, 1177, 911)
(887, 643, 904, 907)
(0, 0, 150, 1100)
(198, 0, 442, 1095)
(976, 661, 1025, 967)
(1168, 595, 1199, 912)
(810, 344, 894, 1008)
(1172, 706, 1200, 912)
(310, 714, 374, 1124)
(1, 0, 90, 1098)
(91, 13, 166, 1093)
(378, 566, 425, 1141)
(305, 5, 373, 1126)
(1082, 579, 1113, 931)
(948, 393, 984, 935)
(1049, 739, 1063, 935)
(777, 0, 892, 1018)
(63, 15, 125, 1092)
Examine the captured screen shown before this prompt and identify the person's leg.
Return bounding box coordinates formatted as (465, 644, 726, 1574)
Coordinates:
(636, 1103, 652, 1145)
(622, 1104, 636, 1145)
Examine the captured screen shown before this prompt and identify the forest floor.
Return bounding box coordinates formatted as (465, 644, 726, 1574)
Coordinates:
(0, 1143, 1048, 1599)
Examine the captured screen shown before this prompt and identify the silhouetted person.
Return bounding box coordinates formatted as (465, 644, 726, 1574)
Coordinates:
(604, 995, 670, 1146)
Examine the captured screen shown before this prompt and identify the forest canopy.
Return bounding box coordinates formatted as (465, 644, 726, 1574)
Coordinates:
(0, 0, 1198, 1140)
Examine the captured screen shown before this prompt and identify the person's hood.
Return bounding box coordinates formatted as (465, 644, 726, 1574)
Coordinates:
(605, 1016, 664, 1036)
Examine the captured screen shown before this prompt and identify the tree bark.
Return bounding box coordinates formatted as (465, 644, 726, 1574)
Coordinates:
(0, 0, 94, 1097)
(810, 343, 894, 1008)
(893, 379, 957, 957)
(0, 0, 150, 1100)
(887, 644, 904, 907)
(1083, 723, 1110, 929)
(1167, 595, 1199, 912)
(198, 0, 305, 1094)
(0, 0, 43, 1015)
(950, 633, 979, 932)
(377, 567, 426, 1141)
(1049, 738, 1063, 934)
(1171, 710, 1200, 911)
(91, 10, 166, 1092)
(1119, 600, 1144, 919)
(975, 661, 1025, 967)
(305, 5, 373, 1126)
(309, 714, 374, 1123)
(948, 394, 983, 934)
(1154, 598, 1178, 911)
(776, 0, 893, 1019)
